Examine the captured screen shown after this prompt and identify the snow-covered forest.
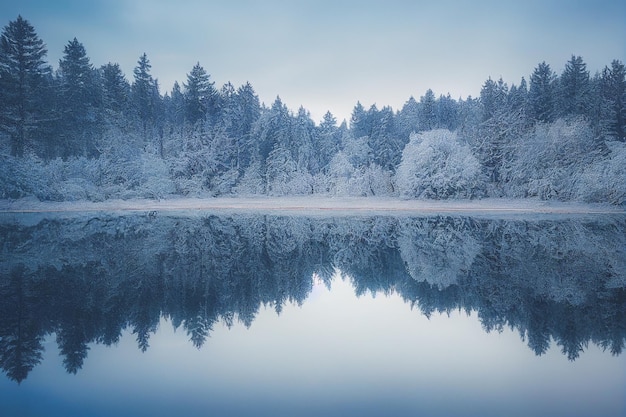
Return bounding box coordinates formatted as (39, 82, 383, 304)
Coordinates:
(1, 16, 625, 204)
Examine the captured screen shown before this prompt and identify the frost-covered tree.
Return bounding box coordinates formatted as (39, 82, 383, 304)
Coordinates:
(132, 53, 160, 138)
(230, 82, 261, 170)
(291, 106, 317, 174)
(253, 96, 291, 162)
(599, 60, 626, 141)
(396, 129, 484, 199)
(163, 81, 185, 137)
(557, 55, 590, 118)
(183, 62, 217, 126)
(529, 62, 556, 123)
(316, 111, 341, 173)
(436, 93, 459, 131)
(396, 96, 420, 139)
(418, 89, 437, 130)
(574, 140, 626, 205)
(100, 62, 130, 119)
(502, 118, 600, 200)
(477, 77, 530, 187)
(368, 105, 403, 171)
(480, 77, 508, 122)
(350, 101, 370, 139)
(57, 38, 102, 157)
(266, 146, 312, 195)
(326, 150, 393, 196)
(508, 77, 528, 113)
(0, 16, 51, 156)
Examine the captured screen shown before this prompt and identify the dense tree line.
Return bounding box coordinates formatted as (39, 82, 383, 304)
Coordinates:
(1, 16, 625, 203)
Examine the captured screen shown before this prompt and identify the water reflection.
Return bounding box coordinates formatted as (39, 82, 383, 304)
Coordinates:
(1, 212, 625, 383)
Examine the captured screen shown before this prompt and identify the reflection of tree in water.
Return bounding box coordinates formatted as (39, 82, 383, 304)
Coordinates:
(0, 213, 625, 382)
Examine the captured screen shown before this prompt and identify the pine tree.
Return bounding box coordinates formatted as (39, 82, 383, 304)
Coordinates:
(508, 77, 528, 113)
(558, 55, 590, 118)
(317, 111, 340, 172)
(350, 101, 370, 139)
(396, 96, 420, 139)
(600, 60, 626, 141)
(418, 89, 437, 130)
(132, 53, 159, 137)
(436, 93, 459, 131)
(57, 38, 101, 156)
(369, 105, 401, 170)
(101, 62, 130, 117)
(229, 82, 260, 170)
(529, 62, 556, 123)
(291, 106, 316, 173)
(183, 62, 216, 126)
(0, 15, 51, 156)
(480, 77, 508, 121)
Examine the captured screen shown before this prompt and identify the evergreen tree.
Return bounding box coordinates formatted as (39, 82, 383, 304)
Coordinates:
(253, 96, 291, 166)
(100, 62, 130, 117)
(0, 15, 51, 156)
(183, 62, 216, 126)
(164, 81, 185, 135)
(57, 38, 101, 156)
(418, 89, 437, 130)
(480, 77, 508, 121)
(396, 96, 420, 139)
(558, 55, 590, 118)
(508, 77, 529, 113)
(529, 62, 556, 123)
(132, 53, 159, 138)
(369, 105, 401, 170)
(317, 111, 341, 172)
(600, 60, 626, 141)
(232, 82, 261, 170)
(436, 93, 459, 131)
(291, 106, 316, 173)
(350, 101, 370, 138)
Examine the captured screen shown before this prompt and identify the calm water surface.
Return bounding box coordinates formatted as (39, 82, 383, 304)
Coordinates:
(1, 211, 625, 417)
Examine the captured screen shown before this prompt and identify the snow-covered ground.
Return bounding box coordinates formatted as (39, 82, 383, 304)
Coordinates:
(0, 196, 623, 217)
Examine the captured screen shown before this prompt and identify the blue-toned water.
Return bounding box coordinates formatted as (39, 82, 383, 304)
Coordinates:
(1, 212, 625, 417)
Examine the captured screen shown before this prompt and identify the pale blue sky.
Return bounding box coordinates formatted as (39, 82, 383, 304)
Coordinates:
(1, 0, 625, 122)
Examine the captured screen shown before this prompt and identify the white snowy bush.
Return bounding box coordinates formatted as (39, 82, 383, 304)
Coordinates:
(325, 151, 394, 196)
(395, 129, 485, 199)
(502, 118, 599, 200)
(573, 141, 626, 205)
(233, 161, 265, 195)
(0, 153, 47, 199)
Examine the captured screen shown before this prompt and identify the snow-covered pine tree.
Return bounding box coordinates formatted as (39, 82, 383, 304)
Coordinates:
(0, 16, 51, 156)
(529, 62, 557, 123)
(557, 55, 591, 119)
(183, 62, 217, 127)
(58, 38, 102, 157)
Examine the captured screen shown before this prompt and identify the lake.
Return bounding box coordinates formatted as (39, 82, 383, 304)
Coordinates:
(1, 209, 625, 417)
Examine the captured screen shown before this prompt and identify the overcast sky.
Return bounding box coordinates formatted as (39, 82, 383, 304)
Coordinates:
(2, 0, 625, 123)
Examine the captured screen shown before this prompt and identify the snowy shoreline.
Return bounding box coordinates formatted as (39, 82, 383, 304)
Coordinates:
(0, 196, 623, 216)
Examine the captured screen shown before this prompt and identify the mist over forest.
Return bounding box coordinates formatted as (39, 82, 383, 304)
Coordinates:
(1, 16, 625, 204)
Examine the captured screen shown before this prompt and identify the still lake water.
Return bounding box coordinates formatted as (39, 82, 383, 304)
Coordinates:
(1, 210, 625, 417)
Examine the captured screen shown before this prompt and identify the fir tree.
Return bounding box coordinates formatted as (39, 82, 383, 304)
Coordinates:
(132, 53, 159, 137)
(0, 15, 50, 156)
(529, 62, 556, 123)
(57, 38, 101, 156)
(183, 62, 216, 126)
(558, 55, 590, 118)
(600, 60, 626, 141)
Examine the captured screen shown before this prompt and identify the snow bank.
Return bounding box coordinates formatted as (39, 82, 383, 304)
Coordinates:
(0, 196, 623, 218)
